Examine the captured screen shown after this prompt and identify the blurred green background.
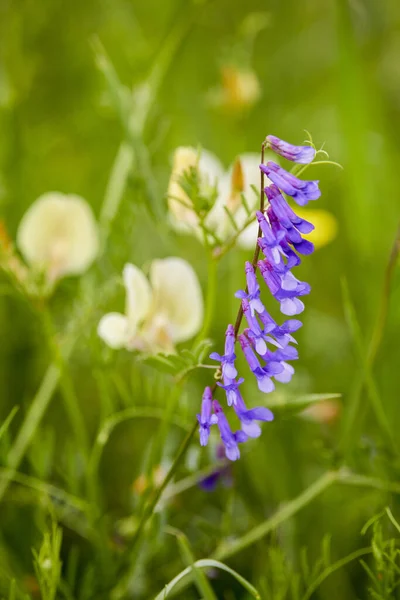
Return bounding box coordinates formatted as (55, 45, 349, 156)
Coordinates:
(1, 0, 400, 598)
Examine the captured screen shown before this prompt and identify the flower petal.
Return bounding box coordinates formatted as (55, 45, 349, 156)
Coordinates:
(123, 263, 152, 334)
(97, 313, 129, 349)
(17, 192, 99, 281)
(149, 257, 203, 343)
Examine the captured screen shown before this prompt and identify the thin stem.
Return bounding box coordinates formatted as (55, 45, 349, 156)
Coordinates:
(194, 255, 218, 344)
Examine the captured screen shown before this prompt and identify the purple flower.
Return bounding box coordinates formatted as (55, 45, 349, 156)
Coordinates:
(213, 400, 248, 461)
(197, 387, 218, 446)
(199, 444, 232, 492)
(265, 185, 314, 234)
(258, 310, 302, 349)
(266, 135, 316, 164)
(210, 324, 238, 380)
(242, 299, 276, 355)
(235, 262, 265, 316)
(217, 376, 245, 407)
(233, 390, 274, 438)
(260, 161, 321, 206)
(267, 208, 305, 264)
(261, 346, 298, 383)
(238, 334, 280, 392)
(255, 210, 286, 266)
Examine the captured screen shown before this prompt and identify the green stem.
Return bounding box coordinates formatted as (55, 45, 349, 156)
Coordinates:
(194, 255, 218, 344)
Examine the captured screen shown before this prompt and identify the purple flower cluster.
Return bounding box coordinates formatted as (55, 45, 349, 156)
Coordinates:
(198, 135, 319, 461)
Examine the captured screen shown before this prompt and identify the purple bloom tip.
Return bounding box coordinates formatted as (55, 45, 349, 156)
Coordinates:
(266, 134, 316, 164)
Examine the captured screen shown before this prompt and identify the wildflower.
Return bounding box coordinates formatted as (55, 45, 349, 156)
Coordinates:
(167, 147, 224, 232)
(217, 377, 245, 407)
(197, 387, 218, 446)
(233, 390, 274, 438)
(260, 161, 321, 206)
(267, 206, 314, 256)
(257, 260, 309, 316)
(258, 310, 302, 349)
(210, 324, 238, 379)
(168, 149, 271, 249)
(235, 261, 265, 315)
(98, 257, 203, 353)
(238, 334, 279, 393)
(264, 185, 314, 234)
(16, 192, 99, 283)
(212, 400, 248, 461)
(266, 135, 316, 164)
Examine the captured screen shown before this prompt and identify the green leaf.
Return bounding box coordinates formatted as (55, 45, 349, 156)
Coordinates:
(154, 558, 261, 600)
(0, 406, 19, 442)
(166, 527, 217, 600)
(267, 393, 342, 416)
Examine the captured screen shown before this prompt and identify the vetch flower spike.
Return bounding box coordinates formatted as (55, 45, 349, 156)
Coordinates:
(266, 134, 316, 164)
(198, 132, 329, 461)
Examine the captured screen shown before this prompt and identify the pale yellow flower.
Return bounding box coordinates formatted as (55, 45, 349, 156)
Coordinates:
(97, 257, 204, 354)
(17, 192, 99, 282)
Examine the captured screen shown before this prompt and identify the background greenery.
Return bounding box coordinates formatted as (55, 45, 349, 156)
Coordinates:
(1, 0, 400, 598)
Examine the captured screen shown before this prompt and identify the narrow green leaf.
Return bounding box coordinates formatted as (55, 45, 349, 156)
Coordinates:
(267, 393, 341, 415)
(154, 558, 261, 600)
(167, 527, 217, 600)
(0, 406, 19, 442)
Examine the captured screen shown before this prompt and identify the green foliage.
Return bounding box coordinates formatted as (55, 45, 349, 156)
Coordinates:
(0, 0, 400, 599)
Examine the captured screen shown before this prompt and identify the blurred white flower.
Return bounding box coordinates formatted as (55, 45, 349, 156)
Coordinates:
(17, 192, 99, 283)
(167, 148, 268, 249)
(98, 257, 204, 354)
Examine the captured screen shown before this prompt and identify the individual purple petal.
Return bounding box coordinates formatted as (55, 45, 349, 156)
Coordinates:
(213, 400, 245, 461)
(209, 324, 238, 379)
(266, 135, 316, 164)
(274, 361, 295, 383)
(261, 161, 321, 206)
(280, 297, 305, 316)
(258, 260, 281, 295)
(239, 334, 275, 393)
(197, 387, 218, 446)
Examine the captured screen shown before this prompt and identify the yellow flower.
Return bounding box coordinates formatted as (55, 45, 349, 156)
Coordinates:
(295, 208, 338, 249)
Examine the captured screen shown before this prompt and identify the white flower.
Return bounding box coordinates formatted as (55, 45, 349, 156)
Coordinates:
(97, 257, 204, 354)
(17, 192, 99, 282)
(167, 148, 271, 249)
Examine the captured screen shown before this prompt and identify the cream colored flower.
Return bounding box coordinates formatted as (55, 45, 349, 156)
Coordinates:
(167, 148, 266, 249)
(167, 147, 226, 233)
(17, 192, 99, 282)
(97, 257, 204, 354)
